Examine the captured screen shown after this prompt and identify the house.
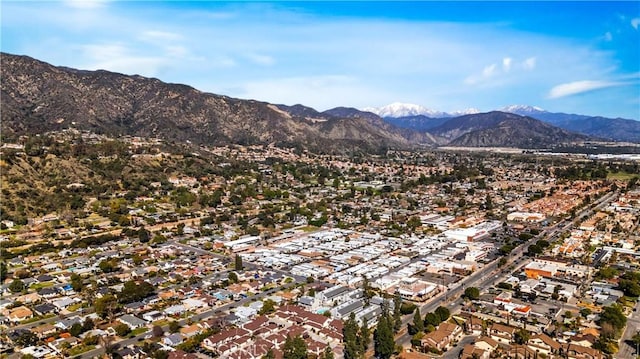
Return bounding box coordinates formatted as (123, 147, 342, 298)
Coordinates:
(489, 323, 517, 344)
(564, 343, 604, 359)
(182, 298, 206, 310)
(168, 350, 199, 359)
(421, 322, 463, 351)
(164, 333, 184, 347)
(38, 287, 60, 299)
(117, 346, 146, 359)
(507, 344, 537, 359)
(202, 328, 250, 352)
(570, 334, 598, 348)
(473, 336, 499, 352)
(33, 303, 57, 316)
(459, 344, 490, 359)
(234, 306, 258, 322)
(49, 336, 80, 355)
(7, 306, 33, 323)
(31, 323, 58, 339)
(52, 297, 77, 310)
(142, 310, 165, 322)
(164, 304, 186, 316)
(55, 316, 82, 330)
(527, 333, 561, 356)
(179, 323, 202, 338)
(16, 292, 42, 304)
(118, 314, 147, 330)
(124, 301, 146, 313)
(465, 316, 484, 335)
(20, 345, 53, 358)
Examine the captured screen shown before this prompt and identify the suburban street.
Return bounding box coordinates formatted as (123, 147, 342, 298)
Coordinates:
(395, 190, 620, 351)
(618, 300, 640, 359)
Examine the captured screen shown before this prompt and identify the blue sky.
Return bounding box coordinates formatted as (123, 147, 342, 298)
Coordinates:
(2, 1, 639, 119)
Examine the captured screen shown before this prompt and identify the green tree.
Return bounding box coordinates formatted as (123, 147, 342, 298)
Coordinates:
(362, 275, 374, 306)
(94, 294, 118, 319)
(283, 334, 308, 359)
(259, 299, 276, 315)
(138, 227, 150, 243)
(14, 331, 39, 347)
(343, 313, 360, 359)
(514, 329, 530, 344)
(168, 321, 181, 333)
(228, 272, 239, 284)
(631, 331, 640, 350)
(9, 279, 25, 293)
(424, 312, 440, 327)
(70, 273, 84, 292)
(234, 254, 244, 271)
(69, 323, 84, 337)
(152, 325, 164, 337)
(99, 259, 117, 273)
(618, 279, 640, 297)
(392, 293, 402, 333)
(321, 346, 334, 359)
(407, 216, 422, 231)
(360, 317, 371, 353)
(373, 303, 395, 359)
(434, 306, 450, 322)
(409, 309, 424, 335)
(119, 280, 155, 304)
(598, 304, 627, 333)
(463, 287, 480, 300)
(82, 318, 94, 332)
(1, 261, 8, 282)
(114, 323, 131, 337)
(579, 308, 592, 318)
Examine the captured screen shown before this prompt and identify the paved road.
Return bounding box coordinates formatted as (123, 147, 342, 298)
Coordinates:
(394, 190, 619, 353)
(618, 300, 640, 359)
(443, 335, 476, 359)
(78, 268, 303, 358)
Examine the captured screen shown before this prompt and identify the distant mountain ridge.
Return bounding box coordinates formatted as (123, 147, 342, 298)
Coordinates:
(363, 102, 480, 118)
(429, 111, 590, 147)
(501, 105, 640, 143)
(1, 52, 601, 152)
(1, 53, 427, 153)
(373, 102, 639, 143)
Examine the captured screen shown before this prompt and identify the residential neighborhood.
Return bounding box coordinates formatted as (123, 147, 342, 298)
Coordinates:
(1, 137, 639, 359)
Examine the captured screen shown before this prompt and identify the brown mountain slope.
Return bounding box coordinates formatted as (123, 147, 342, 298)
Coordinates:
(430, 112, 591, 148)
(1, 53, 417, 152)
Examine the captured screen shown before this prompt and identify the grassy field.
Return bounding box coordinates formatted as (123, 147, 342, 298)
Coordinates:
(607, 172, 639, 180)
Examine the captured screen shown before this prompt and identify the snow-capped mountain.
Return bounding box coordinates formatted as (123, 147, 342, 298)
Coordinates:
(363, 102, 449, 118)
(500, 105, 547, 115)
(449, 108, 481, 116)
(364, 103, 484, 118)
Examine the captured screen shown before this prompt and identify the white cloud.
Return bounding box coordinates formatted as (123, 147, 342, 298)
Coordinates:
(140, 31, 183, 42)
(548, 80, 620, 98)
(3, 2, 637, 118)
(465, 56, 535, 85)
(632, 18, 640, 30)
(502, 57, 512, 72)
(81, 44, 168, 76)
(236, 75, 392, 110)
(482, 64, 497, 77)
(245, 53, 275, 66)
(603, 32, 613, 41)
(63, 0, 108, 9)
(522, 57, 536, 70)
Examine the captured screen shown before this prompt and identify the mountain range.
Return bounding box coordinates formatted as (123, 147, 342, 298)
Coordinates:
(367, 103, 640, 143)
(1, 53, 634, 153)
